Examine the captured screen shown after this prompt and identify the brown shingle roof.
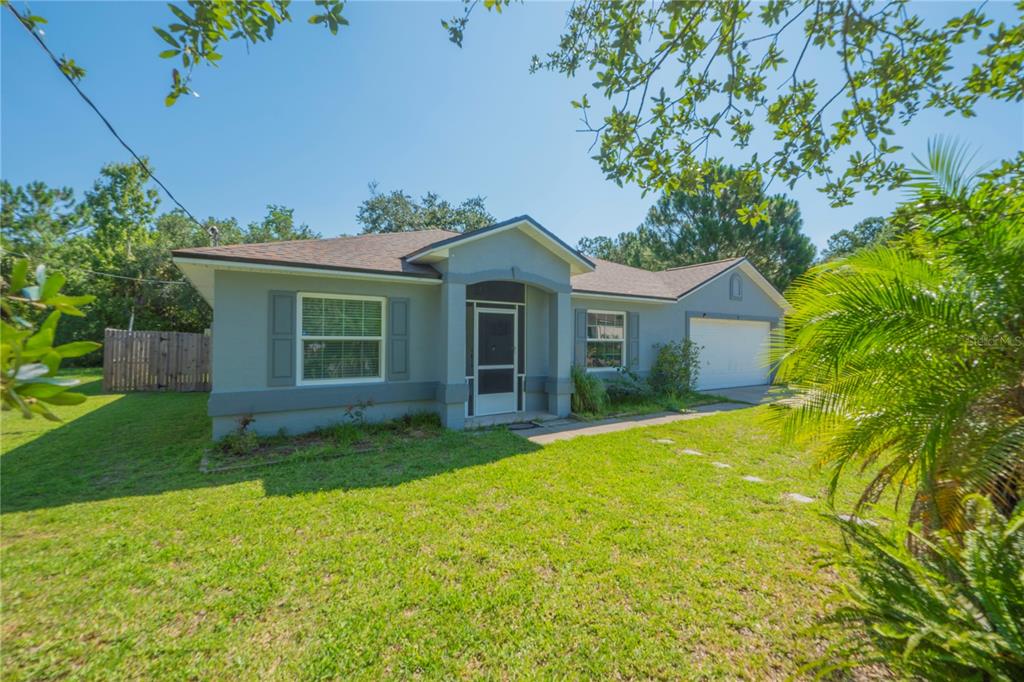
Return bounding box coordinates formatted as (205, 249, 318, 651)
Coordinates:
(172, 230, 458, 278)
(173, 229, 745, 299)
(657, 257, 746, 298)
(570, 258, 676, 299)
(570, 257, 743, 300)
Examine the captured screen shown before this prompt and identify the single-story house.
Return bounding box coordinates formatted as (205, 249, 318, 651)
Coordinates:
(173, 215, 789, 438)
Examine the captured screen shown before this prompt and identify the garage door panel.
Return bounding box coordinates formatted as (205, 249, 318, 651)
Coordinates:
(689, 318, 770, 390)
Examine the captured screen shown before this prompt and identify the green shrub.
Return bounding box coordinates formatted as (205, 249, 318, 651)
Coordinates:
(604, 368, 655, 404)
(570, 363, 607, 414)
(817, 496, 1024, 680)
(648, 340, 700, 396)
(218, 414, 259, 456)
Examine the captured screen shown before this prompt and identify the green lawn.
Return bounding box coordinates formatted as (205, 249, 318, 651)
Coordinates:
(2, 373, 867, 679)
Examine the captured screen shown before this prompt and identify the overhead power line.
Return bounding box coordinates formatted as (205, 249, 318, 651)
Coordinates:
(3, 250, 190, 286)
(6, 2, 220, 245)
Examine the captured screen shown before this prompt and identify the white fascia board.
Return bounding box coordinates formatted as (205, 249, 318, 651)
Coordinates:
(172, 257, 443, 285)
(571, 291, 673, 304)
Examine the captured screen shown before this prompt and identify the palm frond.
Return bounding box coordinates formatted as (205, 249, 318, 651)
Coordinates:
(771, 136, 1024, 533)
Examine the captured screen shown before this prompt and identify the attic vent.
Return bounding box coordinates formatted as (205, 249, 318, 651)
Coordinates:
(729, 273, 743, 300)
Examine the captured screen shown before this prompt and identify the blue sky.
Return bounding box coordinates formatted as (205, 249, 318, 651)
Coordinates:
(3, 1, 1022, 251)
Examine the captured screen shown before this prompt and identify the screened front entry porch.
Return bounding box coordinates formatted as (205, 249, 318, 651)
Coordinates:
(465, 281, 526, 418)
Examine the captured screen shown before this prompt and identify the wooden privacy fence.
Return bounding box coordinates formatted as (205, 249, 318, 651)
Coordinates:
(103, 329, 211, 392)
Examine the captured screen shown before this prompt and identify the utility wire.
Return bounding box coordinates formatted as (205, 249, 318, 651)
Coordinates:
(3, 250, 190, 286)
(6, 2, 219, 245)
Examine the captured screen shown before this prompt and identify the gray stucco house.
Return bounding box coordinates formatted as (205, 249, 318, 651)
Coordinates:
(173, 216, 789, 438)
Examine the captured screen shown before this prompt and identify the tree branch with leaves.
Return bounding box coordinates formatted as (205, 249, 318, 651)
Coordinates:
(1, 260, 100, 420)
(448, 0, 1023, 216)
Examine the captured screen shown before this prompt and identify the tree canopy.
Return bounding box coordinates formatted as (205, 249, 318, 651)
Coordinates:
(356, 183, 495, 234)
(820, 216, 894, 261)
(579, 165, 815, 291)
(449, 0, 1023, 214)
(10, 1, 1020, 212)
(1, 162, 321, 357)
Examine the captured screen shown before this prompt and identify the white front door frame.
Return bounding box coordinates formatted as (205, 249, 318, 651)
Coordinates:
(474, 307, 519, 416)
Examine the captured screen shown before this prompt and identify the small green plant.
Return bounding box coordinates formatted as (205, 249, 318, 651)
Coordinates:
(648, 339, 700, 397)
(817, 496, 1024, 680)
(570, 363, 607, 414)
(218, 414, 258, 456)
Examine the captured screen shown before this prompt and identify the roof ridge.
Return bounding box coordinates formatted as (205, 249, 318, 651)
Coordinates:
(202, 228, 460, 251)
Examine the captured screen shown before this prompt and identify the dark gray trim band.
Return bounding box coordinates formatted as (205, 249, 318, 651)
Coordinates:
(524, 376, 546, 393)
(436, 382, 469, 404)
(446, 268, 570, 294)
(209, 381, 438, 417)
(544, 378, 573, 395)
(522, 375, 573, 395)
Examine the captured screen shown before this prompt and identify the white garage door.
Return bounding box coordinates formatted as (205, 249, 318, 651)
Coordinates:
(689, 318, 771, 390)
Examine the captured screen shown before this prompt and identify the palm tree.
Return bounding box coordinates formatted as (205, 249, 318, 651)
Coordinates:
(772, 140, 1024, 534)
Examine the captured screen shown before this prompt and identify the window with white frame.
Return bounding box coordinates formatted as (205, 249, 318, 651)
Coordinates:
(299, 294, 385, 382)
(586, 311, 625, 369)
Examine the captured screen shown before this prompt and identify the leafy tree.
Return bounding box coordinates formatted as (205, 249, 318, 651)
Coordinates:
(1, 180, 79, 262)
(449, 0, 1024, 212)
(244, 204, 320, 243)
(579, 165, 815, 290)
(356, 183, 494, 234)
(772, 141, 1024, 534)
(820, 216, 893, 261)
(121, 211, 238, 335)
(3, 165, 322, 354)
(77, 161, 161, 266)
(55, 162, 162, 342)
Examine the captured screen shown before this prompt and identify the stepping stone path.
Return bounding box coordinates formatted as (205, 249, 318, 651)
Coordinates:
(836, 514, 879, 527)
(711, 461, 732, 469)
(782, 493, 815, 503)
(742, 475, 766, 483)
(680, 448, 704, 456)
(652, 438, 675, 444)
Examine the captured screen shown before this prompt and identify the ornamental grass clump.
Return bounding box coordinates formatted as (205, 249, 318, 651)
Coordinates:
(570, 363, 607, 414)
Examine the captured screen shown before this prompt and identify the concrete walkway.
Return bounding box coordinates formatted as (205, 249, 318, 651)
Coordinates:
(519, 401, 752, 444)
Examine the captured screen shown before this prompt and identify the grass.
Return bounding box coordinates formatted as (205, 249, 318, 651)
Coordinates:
(2, 372, 875, 679)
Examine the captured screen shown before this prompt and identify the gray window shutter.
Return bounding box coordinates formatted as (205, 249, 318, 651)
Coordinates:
(268, 291, 296, 386)
(627, 311, 640, 368)
(574, 308, 587, 366)
(387, 297, 410, 381)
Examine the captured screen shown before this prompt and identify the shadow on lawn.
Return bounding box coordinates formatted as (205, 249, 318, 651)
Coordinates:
(1, 380, 539, 514)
